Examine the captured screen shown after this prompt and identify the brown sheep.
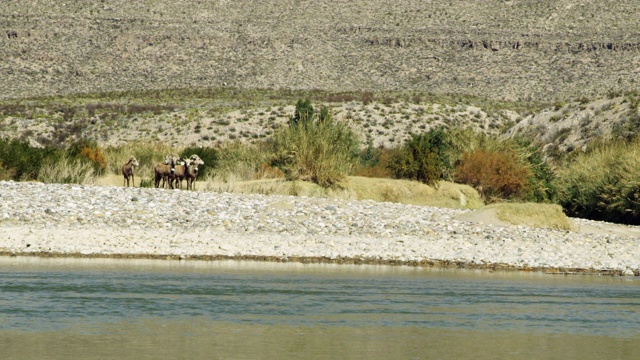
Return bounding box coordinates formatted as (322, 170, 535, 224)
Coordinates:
(170, 158, 188, 189)
(185, 154, 205, 190)
(154, 154, 179, 189)
(121, 156, 140, 187)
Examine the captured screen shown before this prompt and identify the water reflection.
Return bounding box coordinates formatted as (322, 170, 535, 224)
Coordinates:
(0, 257, 639, 359)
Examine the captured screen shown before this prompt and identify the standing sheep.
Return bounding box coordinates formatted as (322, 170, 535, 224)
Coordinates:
(170, 158, 188, 189)
(185, 154, 205, 190)
(154, 154, 179, 189)
(121, 156, 140, 187)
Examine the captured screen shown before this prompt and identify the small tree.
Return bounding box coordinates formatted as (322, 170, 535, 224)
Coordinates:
(289, 98, 314, 126)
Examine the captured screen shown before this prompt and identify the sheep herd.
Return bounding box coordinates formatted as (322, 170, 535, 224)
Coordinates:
(121, 154, 205, 190)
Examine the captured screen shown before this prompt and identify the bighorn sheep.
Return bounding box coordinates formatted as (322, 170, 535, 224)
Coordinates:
(154, 154, 179, 189)
(121, 156, 139, 187)
(170, 158, 188, 189)
(185, 154, 205, 190)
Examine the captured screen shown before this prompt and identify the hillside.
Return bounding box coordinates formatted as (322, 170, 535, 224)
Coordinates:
(2, 0, 640, 102)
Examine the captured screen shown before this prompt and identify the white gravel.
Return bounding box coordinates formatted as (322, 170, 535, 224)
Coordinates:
(1, 181, 638, 275)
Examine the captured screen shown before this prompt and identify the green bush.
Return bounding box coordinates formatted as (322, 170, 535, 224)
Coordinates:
(271, 103, 359, 187)
(513, 139, 557, 202)
(289, 98, 314, 126)
(0, 138, 63, 180)
(556, 138, 640, 224)
(354, 140, 393, 178)
(386, 132, 447, 186)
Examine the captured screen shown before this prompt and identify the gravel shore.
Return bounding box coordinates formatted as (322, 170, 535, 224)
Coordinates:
(1, 181, 639, 275)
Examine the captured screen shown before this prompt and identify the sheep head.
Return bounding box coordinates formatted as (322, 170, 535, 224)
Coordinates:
(163, 154, 180, 164)
(163, 154, 179, 173)
(188, 154, 204, 172)
(189, 154, 205, 165)
(129, 156, 139, 167)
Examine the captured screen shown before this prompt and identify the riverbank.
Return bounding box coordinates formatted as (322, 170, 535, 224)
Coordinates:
(1, 181, 639, 276)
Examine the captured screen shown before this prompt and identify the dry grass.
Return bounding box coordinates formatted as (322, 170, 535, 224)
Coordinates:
(344, 176, 482, 208)
(94, 173, 484, 209)
(37, 157, 97, 185)
(95, 173, 125, 187)
(489, 203, 577, 231)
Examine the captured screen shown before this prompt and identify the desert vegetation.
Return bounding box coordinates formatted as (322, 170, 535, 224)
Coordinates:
(3, 94, 640, 225)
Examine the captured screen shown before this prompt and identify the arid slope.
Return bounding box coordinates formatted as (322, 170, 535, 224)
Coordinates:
(2, 0, 639, 101)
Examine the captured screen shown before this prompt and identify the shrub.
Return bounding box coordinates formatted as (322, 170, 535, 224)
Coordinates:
(386, 132, 446, 186)
(255, 162, 285, 179)
(512, 139, 557, 202)
(79, 146, 107, 174)
(67, 140, 107, 175)
(289, 98, 314, 126)
(0, 138, 63, 180)
(556, 138, 640, 224)
(0, 160, 17, 180)
(355, 141, 392, 178)
(271, 105, 359, 187)
(454, 148, 532, 202)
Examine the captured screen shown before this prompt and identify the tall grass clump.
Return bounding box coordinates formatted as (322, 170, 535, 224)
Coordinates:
(556, 138, 640, 224)
(270, 101, 359, 187)
(37, 156, 97, 185)
(213, 141, 271, 181)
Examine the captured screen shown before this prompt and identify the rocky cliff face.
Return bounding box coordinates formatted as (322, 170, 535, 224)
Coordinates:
(2, 0, 639, 101)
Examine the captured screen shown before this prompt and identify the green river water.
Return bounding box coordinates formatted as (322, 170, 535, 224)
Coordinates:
(1, 257, 639, 359)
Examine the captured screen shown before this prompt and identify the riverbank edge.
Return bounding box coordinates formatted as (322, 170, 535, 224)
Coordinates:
(2, 251, 635, 277)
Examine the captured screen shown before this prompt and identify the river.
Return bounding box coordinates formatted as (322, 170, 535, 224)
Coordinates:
(1, 257, 639, 359)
